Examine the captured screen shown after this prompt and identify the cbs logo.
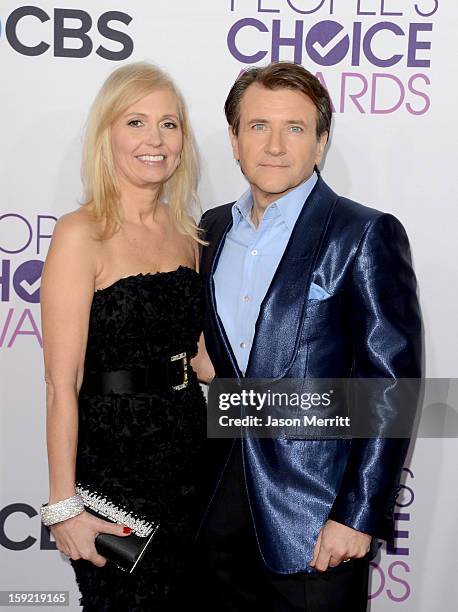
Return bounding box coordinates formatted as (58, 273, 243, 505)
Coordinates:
(1, 6, 133, 60)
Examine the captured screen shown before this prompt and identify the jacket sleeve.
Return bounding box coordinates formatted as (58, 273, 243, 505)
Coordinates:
(328, 213, 422, 540)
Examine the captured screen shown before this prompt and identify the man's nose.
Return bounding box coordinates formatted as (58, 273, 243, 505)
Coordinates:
(265, 129, 286, 156)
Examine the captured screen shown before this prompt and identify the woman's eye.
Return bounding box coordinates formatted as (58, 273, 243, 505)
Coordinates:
(162, 121, 178, 129)
(128, 119, 143, 127)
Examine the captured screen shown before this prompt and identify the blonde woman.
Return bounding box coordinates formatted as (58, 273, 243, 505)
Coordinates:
(40, 62, 214, 610)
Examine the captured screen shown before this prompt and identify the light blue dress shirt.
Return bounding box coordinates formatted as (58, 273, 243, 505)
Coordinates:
(213, 172, 329, 374)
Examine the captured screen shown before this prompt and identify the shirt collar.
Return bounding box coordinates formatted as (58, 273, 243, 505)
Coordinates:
(274, 172, 318, 231)
(231, 189, 253, 230)
(231, 172, 318, 232)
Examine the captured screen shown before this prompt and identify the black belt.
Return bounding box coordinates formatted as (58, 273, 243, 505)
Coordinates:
(80, 351, 189, 395)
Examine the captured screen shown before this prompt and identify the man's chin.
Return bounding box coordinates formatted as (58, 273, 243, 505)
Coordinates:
(256, 182, 295, 198)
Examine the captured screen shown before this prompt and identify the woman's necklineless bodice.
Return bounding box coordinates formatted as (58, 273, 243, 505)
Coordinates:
(85, 265, 203, 373)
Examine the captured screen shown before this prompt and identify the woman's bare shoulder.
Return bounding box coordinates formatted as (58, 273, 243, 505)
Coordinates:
(54, 206, 104, 242)
(42, 207, 103, 290)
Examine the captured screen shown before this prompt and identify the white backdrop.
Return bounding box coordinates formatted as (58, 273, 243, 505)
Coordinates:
(1, 1, 457, 610)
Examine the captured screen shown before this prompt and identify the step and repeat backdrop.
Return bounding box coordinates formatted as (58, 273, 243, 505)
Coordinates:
(1, 1, 457, 610)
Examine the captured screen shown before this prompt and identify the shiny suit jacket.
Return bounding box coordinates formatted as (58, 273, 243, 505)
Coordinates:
(199, 176, 422, 573)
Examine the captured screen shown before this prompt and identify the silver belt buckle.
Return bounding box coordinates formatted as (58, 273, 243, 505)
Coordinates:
(170, 352, 188, 391)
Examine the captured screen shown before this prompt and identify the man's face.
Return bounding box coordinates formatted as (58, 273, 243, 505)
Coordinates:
(229, 84, 327, 207)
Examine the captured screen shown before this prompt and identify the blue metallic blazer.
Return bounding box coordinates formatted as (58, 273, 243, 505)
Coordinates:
(199, 176, 422, 574)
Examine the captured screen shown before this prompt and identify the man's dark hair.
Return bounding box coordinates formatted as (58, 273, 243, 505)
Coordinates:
(224, 62, 332, 140)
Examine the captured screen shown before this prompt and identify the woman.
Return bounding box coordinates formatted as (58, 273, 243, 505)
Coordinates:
(40, 62, 214, 610)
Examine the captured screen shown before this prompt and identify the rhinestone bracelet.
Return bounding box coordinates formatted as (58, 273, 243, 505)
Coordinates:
(40, 493, 85, 527)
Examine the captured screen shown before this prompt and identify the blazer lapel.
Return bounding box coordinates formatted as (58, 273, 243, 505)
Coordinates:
(245, 177, 338, 379)
(201, 206, 242, 378)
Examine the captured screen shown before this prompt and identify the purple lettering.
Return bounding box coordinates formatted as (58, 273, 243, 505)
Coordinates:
(258, 0, 280, 13)
(13, 260, 43, 304)
(381, 0, 403, 16)
(8, 308, 42, 347)
(340, 72, 368, 113)
(314, 72, 336, 112)
(363, 22, 404, 68)
(386, 512, 409, 555)
(369, 562, 385, 599)
(407, 23, 432, 68)
(357, 0, 376, 16)
(0, 214, 32, 254)
(271, 19, 303, 63)
(415, 0, 438, 18)
(0, 308, 14, 347)
(406, 73, 430, 115)
(351, 22, 362, 65)
(387, 561, 411, 602)
(306, 20, 349, 66)
(370, 73, 405, 114)
(227, 18, 268, 64)
(36, 215, 57, 255)
(397, 467, 414, 507)
(286, 0, 328, 15)
(0, 260, 10, 302)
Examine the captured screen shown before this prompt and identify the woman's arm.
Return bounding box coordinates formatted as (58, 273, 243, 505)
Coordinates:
(191, 238, 215, 384)
(41, 212, 130, 565)
(41, 212, 95, 503)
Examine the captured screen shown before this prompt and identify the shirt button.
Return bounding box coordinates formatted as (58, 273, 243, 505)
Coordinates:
(240, 341, 247, 349)
(242, 295, 250, 302)
(251, 249, 258, 256)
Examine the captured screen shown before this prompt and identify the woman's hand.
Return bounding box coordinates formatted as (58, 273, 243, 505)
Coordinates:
(50, 510, 131, 567)
(191, 333, 215, 384)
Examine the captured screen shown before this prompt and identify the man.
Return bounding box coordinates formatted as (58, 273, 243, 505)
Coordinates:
(197, 62, 421, 611)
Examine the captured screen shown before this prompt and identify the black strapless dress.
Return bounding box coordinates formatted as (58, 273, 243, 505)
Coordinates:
(70, 266, 207, 611)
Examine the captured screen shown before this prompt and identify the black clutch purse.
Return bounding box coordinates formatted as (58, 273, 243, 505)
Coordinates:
(75, 483, 159, 574)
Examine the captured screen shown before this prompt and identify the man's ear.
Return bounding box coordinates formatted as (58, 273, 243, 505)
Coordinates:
(315, 131, 328, 167)
(228, 125, 239, 162)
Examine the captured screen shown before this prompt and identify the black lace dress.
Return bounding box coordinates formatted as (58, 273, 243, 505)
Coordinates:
(70, 266, 207, 611)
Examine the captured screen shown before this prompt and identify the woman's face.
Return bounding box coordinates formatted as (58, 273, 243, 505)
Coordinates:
(110, 89, 183, 191)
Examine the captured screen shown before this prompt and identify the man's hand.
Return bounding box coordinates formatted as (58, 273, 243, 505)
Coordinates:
(310, 520, 371, 572)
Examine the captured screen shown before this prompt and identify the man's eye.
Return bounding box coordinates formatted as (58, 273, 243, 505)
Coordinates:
(128, 119, 143, 127)
(252, 124, 265, 131)
(290, 126, 303, 133)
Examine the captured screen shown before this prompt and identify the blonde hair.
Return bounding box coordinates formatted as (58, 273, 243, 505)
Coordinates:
(81, 61, 203, 242)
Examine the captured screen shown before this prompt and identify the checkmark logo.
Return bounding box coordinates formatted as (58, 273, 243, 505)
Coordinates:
(19, 277, 41, 295)
(311, 30, 349, 59)
(306, 20, 350, 66)
(13, 259, 44, 303)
